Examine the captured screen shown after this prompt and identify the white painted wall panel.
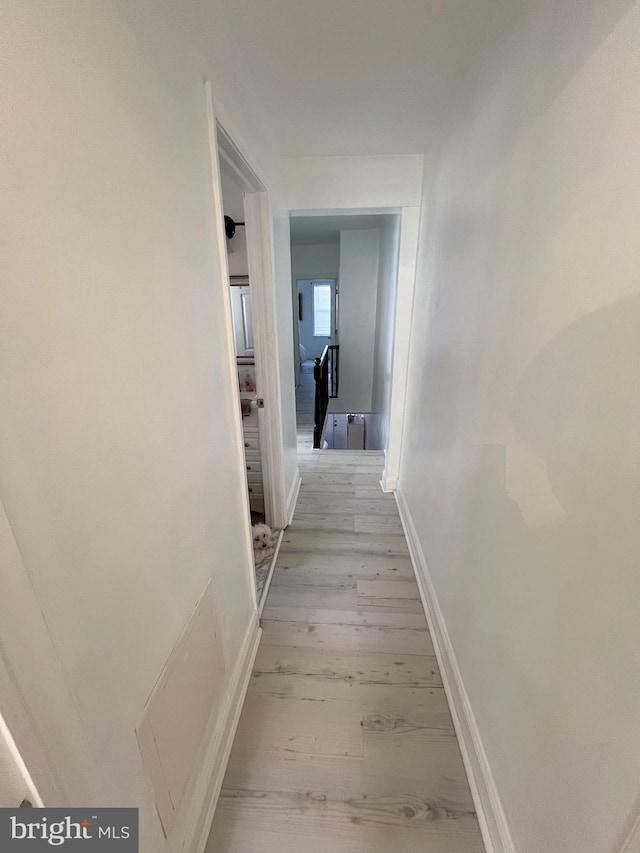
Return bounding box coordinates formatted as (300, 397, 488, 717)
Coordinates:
(137, 583, 225, 835)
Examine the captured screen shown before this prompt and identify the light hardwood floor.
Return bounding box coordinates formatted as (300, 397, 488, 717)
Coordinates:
(206, 363, 484, 852)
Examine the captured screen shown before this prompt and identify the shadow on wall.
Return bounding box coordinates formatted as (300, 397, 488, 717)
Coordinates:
(512, 293, 640, 528)
(452, 293, 640, 852)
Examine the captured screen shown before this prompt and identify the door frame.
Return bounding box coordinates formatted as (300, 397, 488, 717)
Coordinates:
(382, 206, 420, 491)
(204, 83, 288, 532)
(289, 207, 420, 491)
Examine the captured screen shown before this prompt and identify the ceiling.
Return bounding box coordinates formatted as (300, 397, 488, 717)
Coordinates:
(290, 214, 393, 246)
(217, 0, 529, 157)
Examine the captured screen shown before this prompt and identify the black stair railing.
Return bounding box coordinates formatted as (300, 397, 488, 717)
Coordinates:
(313, 345, 339, 448)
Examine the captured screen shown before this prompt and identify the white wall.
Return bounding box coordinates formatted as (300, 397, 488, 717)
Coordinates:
(285, 155, 423, 210)
(398, 3, 640, 852)
(371, 216, 401, 449)
(2, 1, 296, 849)
(332, 229, 380, 412)
(291, 242, 340, 279)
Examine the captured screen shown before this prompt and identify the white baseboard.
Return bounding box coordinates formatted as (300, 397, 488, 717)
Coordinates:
(380, 473, 397, 492)
(380, 448, 398, 493)
(395, 487, 515, 853)
(286, 469, 302, 525)
(169, 615, 261, 853)
(380, 449, 398, 493)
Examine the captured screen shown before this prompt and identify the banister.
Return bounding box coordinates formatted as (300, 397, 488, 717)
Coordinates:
(313, 345, 339, 448)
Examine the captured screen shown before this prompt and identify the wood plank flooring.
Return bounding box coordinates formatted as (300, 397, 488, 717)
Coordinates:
(205, 363, 484, 853)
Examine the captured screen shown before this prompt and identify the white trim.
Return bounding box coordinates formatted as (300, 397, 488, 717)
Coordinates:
(380, 475, 397, 493)
(257, 529, 285, 618)
(218, 145, 262, 194)
(395, 486, 515, 853)
(382, 205, 421, 490)
(290, 206, 402, 218)
(0, 669, 45, 808)
(285, 469, 302, 525)
(0, 499, 105, 807)
(244, 191, 288, 530)
(620, 810, 640, 853)
(380, 450, 396, 492)
(287, 203, 421, 493)
(205, 83, 289, 542)
(207, 90, 270, 198)
(168, 615, 261, 853)
(0, 712, 44, 809)
(213, 105, 289, 532)
(204, 83, 259, 616)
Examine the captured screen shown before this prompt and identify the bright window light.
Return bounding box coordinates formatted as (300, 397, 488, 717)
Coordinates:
(313, 284, 331, 337)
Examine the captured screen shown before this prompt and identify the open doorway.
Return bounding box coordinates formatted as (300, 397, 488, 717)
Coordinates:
(295, 277, 338, 451)
(290, 213, 401, 454)
(207, 102, 287, 611)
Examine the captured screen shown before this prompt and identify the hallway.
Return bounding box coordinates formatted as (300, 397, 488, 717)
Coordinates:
(207, 395, 484, 850)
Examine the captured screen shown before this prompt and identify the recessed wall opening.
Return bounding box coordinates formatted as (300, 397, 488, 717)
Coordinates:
(290, 212, 401, 453)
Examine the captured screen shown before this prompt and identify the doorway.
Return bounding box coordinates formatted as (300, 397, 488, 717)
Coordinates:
(290, 213, 401, 455)
(205, 87, 287, 609)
